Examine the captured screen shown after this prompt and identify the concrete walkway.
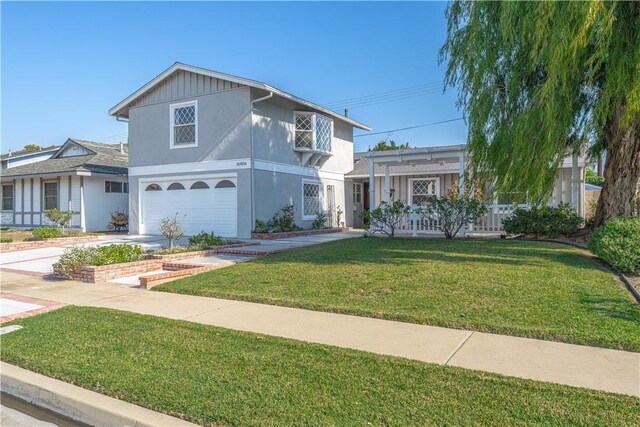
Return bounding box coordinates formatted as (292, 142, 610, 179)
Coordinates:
(1, 271, 638, 397)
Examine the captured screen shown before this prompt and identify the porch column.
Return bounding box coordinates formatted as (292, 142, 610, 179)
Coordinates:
(384, 165, 391, 203)
(369, 157, 376, 209)
(571, 154, 580, 214)
(459, 151, 466, 236)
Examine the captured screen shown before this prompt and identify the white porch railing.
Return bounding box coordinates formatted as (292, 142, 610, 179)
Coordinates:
(395, 204, 530, 236)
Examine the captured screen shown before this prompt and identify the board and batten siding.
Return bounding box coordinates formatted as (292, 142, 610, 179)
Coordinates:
(131, 70, 245, 108)
(369, 173, 459, 206)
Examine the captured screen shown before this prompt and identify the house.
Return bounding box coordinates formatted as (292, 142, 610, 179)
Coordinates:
(345, 145, 587, 234)
(0, 139, 129, 232)
(1, 146, 59, 170)
(108, 63, 370, 238)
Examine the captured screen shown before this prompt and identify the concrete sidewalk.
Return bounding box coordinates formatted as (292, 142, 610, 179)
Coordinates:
(1, 271, 638, 397)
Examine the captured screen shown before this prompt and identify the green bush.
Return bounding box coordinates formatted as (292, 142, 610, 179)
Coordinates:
(589, 217, 640, 275)
(32, 227, 61, 239)
(311, 211, 327, 229)
(0, 237, 13, 243)
(253, 204, 301, 233)
(502, 203, 583, 237)
(53, 244, 145, 278)
(188, 231, 226, 248)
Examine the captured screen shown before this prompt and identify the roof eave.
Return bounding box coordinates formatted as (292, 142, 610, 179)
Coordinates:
(108, 62, 372, 131)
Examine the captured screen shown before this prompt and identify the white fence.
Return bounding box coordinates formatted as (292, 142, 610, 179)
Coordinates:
(395, 204, 529, 236)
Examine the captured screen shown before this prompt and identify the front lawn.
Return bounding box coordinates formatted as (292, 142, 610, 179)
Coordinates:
(2, 307, 638, 426)
(156, 238, 640, 352)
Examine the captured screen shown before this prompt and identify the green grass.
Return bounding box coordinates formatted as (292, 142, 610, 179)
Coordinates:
(156, 238, 640, 352)
(2, 307, 638, 426)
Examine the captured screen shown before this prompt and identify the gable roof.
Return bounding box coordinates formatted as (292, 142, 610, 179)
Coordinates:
(108, 62, 371, 131)
(1, 146, 59, 161)
(1, 139, 128, 179)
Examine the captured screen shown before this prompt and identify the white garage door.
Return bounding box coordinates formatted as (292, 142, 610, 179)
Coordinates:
(140, 177, 237, 237)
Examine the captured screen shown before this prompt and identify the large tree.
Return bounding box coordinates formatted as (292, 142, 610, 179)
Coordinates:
(440, 1, 640, 226)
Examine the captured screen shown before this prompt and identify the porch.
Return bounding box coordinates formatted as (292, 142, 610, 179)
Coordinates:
(345, 144, 586, 234)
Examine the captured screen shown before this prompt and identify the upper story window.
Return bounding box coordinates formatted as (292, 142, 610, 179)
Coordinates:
(105, 181, 128, 193)
(2, 184, 14, 211)
(294, 112, 332, 153)
(43, 181, 58, 210)
(170, 101, 197, 149)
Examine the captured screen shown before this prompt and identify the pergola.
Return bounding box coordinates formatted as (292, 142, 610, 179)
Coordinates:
(363, 144, 584, 217)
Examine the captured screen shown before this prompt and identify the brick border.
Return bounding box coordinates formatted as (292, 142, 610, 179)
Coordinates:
(251, 228, 350, 240)
(0, 236, 100, 252)
(140, 262, 234, 289)
(149, 242, 259, 261)
(69, 259, 164, 283)
(0, 293, 65, 323)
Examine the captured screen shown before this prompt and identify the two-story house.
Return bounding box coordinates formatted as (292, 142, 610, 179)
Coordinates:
(108, 63, 371, 238)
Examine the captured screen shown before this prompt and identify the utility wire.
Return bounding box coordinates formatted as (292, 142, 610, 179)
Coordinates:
(354, 117, 466, 138)
(334, 88, 445, 110)
(322, 80, 443, 107)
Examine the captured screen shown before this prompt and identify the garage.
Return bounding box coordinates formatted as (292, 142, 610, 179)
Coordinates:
(140, 177, 237, 237)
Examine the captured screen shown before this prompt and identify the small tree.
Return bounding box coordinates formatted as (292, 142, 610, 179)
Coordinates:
(422, 180, 487, 239)
(44, 209, 73, 234)
(368, 200, 411, 237)
(336, 205, 344, 227)
(159, 214, 185, 249)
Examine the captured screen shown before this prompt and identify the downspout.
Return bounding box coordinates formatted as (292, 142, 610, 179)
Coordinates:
(249, 92, 273, 232)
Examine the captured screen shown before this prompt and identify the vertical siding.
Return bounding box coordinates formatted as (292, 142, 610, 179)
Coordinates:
(131, 70, 245, 108)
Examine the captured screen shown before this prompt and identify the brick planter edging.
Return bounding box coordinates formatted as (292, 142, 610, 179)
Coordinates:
(1, 236, 100, 252)
(70, 259, 163, 283)
(149, 242, 259, 261)
(251, 227, 350, 240)
(141, 263, 233, 289)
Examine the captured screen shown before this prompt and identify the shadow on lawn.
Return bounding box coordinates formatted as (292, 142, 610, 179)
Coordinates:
(579, 295, 640, 323)
(258, 238, 607, 273)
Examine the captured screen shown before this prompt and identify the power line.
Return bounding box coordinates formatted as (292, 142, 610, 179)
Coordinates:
(322, 81, 444, 107)
(336, 88, 445, 111)
(354, 117, 466, 138)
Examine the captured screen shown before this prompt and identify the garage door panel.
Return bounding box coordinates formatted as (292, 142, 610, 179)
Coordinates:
(141, 178, 237, 237)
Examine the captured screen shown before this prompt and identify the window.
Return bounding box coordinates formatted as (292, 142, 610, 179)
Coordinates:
(145, 184, 162, 191)
(215, 180, 236, 189)
(170, 101, 197, 148)
(167, 182, 185, 190)
(190, 181, 210, 190)
(294, 112, 332, 153)
(105, 181, 125, 193)
(410, 178, 438, 206)
(43, 182, 58, 210)
(352, 183, 362, 204)
(2, 184, 14, 211)
(303, 182, 321, 218)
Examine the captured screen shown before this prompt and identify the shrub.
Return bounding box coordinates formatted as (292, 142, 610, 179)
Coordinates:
(336, 205, 344, 227)
(0, 237, 12, 243)
(502, 203, 583, 237)
(368, 200, 411, 237)
(253, 204, 301, 233)
(159, 215, 185, 248)
(53, 244, 145, 278)
(422, 196, 488, 239)
(32, 227, 61, 239)
(589, 217, 640, 275)
(188, 231, 226, 248)
(44, 209, 73, 233)
(312, 211, 327, 229)
(106, 209, 129, 231)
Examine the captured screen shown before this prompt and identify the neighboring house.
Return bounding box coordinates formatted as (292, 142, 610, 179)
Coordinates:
(108, 62, 370, 238)
(1, 146, 59, 170)
(0, 139, 128, 232)
(345, 145, 587, 233)
(585, 183, 602, 218)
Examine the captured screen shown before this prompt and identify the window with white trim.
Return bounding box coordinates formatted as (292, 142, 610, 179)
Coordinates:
(43, 182, 58, 210)
(294, 112, 332, 153)
(410, 178, 438, 206)
(303, 182, 321, 218)
(105, 181, 128, 193)
(352, 183, 362, 204)
(2, 184, 14, 211)
(170, 101, 197, 148)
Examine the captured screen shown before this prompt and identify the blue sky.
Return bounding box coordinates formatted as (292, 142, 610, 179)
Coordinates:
(1, 1, 467, 153)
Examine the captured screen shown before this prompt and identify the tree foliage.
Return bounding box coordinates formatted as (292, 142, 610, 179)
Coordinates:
(23, 144, 43, 152)
(440, 1, 640, 226)
(586, 169, 605, 187)
(368, 139, 411, 152)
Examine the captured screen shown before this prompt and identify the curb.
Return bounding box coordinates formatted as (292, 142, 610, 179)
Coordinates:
(0, 362, 199, 427)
